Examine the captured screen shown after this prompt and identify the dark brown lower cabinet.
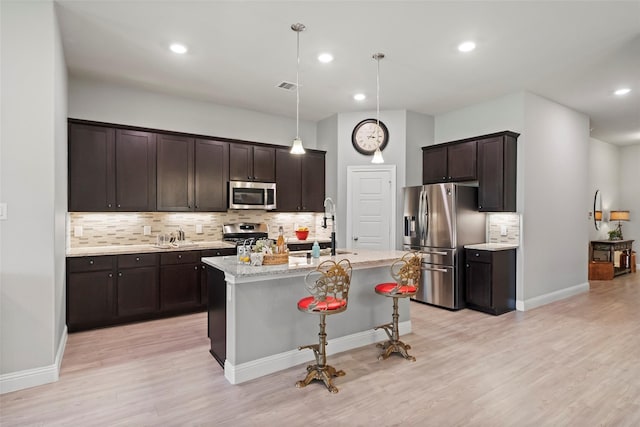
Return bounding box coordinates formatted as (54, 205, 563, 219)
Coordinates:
(207, 265, 227, 367)
(67, 248, 237, 332)
(465, 248, 516, 315)
(67, 256, 116, 331)
(160, 251, 201, 312)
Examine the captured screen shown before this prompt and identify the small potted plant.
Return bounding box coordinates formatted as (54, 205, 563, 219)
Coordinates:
(608, 229, 622, 240)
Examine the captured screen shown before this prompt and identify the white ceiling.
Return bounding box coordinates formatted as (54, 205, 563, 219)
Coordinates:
(56, 1, 640, 145)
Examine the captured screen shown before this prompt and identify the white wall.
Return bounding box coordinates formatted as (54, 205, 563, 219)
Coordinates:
(406, 111, 434, 187)
(619, 143, 640, 245)
(69, 76, 318, 148)
(337, 110, 407, 249)
(435, 91, 591, 309)
(0, 0, 67, 393)
(589, 138, 620, 240)
(522, 93, 590, 302)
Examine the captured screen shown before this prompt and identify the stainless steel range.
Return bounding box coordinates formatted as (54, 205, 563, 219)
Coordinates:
(222, 223, 269, 245)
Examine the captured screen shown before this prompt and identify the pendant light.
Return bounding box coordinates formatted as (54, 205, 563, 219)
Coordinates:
(290, 23, 306, 155)
(371, 53, 385, 164)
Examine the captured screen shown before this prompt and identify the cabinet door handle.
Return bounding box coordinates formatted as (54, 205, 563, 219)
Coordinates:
(89, 259, 94, 265)
(178, 255, 182, 259)
(194, 266, 198, 270)
(136, 257, 140, 261)
(117, 204, 121, 208)
(423, 266, 449, 273)
(108, 273, 113, 278)
(466, 264, 470, 268)
(108, 203, 112, 208)
(118, 272, 122, 277)
(475, 253, 480, 257)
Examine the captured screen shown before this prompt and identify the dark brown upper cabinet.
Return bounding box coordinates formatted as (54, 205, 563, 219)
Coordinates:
(275, 149, 325, 212)
(195, 139, 229, 212)
(229, 143, 275, 182)
(157, 134, 194, 211)
(477, 133, 518, 212)
(69, 122, 156, 211)
(422, 141, 476, 184)
(157, 135, 229, 212)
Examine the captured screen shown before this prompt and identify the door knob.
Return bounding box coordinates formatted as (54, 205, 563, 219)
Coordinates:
(353, 237, 359, 241)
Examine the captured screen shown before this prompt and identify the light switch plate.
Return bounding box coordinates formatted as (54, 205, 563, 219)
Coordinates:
(500, 225, 508, 236)
(196, 224, 203, 234)
(74, 226, 83, 237)
(143, 225, 151, 236)
(0, 202, 6, 220)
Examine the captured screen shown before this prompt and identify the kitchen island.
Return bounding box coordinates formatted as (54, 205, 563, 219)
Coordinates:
(202, 249, 412, 385)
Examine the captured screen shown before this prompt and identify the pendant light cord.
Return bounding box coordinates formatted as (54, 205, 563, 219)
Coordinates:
(296, 27, 300, 140)
(376, 55, 380, 147)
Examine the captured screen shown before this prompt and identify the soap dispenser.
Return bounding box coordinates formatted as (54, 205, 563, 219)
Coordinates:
(311, 240, 321, 258)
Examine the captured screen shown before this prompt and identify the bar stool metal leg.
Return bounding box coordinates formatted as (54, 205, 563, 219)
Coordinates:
(374, 296, 415, 361)
(296, 314, 345, 393)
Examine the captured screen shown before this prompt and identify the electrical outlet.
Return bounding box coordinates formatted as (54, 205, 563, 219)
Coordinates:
(196, 224, 203, 234)
(500, 225, 508, 236)
(143, 225, 151, 236)
(74, 226, 83, 237)
(0, 202, 7, 220)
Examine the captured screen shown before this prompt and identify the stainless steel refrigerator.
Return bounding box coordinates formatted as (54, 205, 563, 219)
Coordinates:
(403, 183, 486, 309)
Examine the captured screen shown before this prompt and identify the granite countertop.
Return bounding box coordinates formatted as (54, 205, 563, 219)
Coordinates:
(464, 243, 519, 251)
(67, 240, 236, 257)
(67, 238, 332, 257)
(203, 249, 408, 279)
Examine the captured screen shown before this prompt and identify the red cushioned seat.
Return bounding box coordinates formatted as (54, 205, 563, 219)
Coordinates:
(375, 282, 417, 295)
(298, 296, 346, 312)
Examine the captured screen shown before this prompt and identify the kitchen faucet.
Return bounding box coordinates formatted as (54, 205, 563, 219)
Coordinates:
(322, 197, 336, 256)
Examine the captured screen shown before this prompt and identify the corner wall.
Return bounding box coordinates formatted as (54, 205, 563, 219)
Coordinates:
(1, 0, 67, 393)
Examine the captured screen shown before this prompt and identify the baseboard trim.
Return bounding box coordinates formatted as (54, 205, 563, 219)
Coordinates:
(518, 281, 590, 311)
(225, 320, 412, 385)
(0, 326, 67, 394)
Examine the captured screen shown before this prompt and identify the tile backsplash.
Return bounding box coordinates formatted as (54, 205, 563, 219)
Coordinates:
(68, 211, 331, 248)
(487, 213, 521, 245)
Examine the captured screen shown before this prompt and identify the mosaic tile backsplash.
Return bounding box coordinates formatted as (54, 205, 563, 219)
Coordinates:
(487, 213, 521, 245)
(68, 211, 332, 248)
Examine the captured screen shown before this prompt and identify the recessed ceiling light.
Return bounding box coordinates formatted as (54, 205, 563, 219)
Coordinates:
(353, 93, 366, 101)
(169, 43, 188, 54)
(614, 88, 631, 96)
(318, 53, 334, 63)
(458, 41, 476, 53)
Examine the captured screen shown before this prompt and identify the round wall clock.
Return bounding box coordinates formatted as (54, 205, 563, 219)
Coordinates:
(351, 118, 389, 155)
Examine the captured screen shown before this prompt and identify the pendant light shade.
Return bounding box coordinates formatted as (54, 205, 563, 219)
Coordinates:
(371, 53, 385, 164)
(290, 23, 306, 155)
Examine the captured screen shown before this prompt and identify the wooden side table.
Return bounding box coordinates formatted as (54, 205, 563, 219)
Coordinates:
(589, 240, 634, 280)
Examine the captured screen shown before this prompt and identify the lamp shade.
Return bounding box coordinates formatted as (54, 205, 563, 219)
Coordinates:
(610, 210, 630, 221)
(594, 210, 603, 221)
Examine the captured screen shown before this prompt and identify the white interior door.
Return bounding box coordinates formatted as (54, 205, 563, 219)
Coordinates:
(346, 166, 396, 251)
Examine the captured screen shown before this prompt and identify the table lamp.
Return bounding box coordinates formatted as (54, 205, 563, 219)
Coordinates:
(609, 210, 630, 239)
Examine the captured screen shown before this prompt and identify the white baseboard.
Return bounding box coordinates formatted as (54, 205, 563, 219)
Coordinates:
(516, 282, 590, 312)
(0, 326, 67, 395)
(225, 320, 412, 385)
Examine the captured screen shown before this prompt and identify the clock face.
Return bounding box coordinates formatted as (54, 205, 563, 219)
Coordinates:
(351, 119, 389, 155)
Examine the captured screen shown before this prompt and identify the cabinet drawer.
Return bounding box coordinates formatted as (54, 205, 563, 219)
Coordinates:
(160, 251, 201, 265)
(466, 249, 492, 263)
(201, 248, 236, 258)
(118, 253, 159, 269)
(67, 256, 115, 273)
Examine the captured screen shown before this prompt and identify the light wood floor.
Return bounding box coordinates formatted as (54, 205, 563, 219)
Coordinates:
(2, 274, 639, 426)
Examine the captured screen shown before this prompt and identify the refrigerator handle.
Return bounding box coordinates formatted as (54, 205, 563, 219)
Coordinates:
(418, 189, 425, 244)
(423, 189, 429, 245)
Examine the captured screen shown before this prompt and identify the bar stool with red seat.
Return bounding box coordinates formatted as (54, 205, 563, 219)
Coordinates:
(374, 252, 421, 361)
(295, 259, 352, 393)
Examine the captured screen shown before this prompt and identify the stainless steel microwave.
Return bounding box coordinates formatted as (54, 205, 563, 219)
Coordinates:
(228, 181, 277, 210)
